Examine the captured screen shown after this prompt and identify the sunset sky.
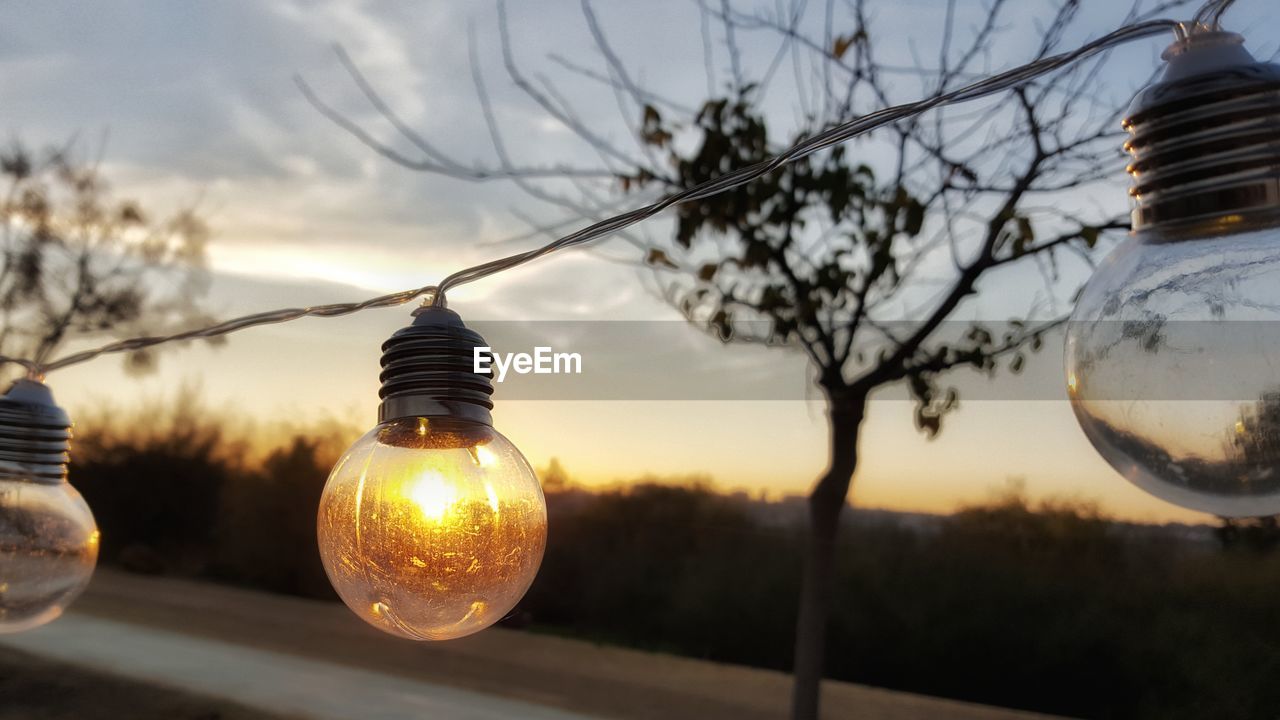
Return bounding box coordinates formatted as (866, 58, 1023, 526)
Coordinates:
(4, 0, 1278, 525)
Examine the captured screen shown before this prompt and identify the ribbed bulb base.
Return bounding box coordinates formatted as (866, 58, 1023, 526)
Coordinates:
(378, 307, 495, 426)
(0, 380, 72, 483)
(1124, 30, 1280, 238)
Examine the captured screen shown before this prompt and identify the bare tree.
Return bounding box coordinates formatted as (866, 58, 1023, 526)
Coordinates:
(0, 142, 213, 375)
(305, 0, 1190, 716)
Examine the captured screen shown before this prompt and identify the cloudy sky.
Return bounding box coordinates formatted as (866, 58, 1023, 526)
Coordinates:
(3, 0, 1277, 523)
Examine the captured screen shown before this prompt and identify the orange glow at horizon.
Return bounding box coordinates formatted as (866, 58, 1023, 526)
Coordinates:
(495, 399, 1217, 526)
(49, 334, 1218, 528)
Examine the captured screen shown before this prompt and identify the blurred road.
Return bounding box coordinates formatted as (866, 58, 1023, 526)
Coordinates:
(0, 614, 588, 720)
(0, 570, 1067, 720)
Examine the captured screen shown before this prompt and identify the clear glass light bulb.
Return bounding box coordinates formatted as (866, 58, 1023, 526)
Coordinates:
(0, 379, 98, 633)
(1067, 30, 1280, 518)
(1067, 227, 1280, 517)
(317, 416, 546, 640)
(0, 474, 98, 633)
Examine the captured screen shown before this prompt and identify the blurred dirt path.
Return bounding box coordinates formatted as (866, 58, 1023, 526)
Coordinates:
(0, 645, 291, 720)
(6, 570, 1068, 720)
(0, 614, 590, 720)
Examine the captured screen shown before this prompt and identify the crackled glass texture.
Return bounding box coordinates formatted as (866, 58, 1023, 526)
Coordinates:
(317, 417, 546, 640)
(1067, 227, 1280, 517)
(0, 478, 99, 633)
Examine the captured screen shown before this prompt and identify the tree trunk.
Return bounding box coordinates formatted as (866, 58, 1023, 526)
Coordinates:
(791, 400, 866, 720)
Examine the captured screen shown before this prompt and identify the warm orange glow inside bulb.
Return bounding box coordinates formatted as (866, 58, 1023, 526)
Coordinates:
(403, 471, 459, 522)
(317, 417, 546, 641)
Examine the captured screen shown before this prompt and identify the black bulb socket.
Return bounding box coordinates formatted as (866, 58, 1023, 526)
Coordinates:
(378, 306, 495, 426)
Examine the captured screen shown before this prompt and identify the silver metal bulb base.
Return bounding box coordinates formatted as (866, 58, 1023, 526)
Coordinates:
(1124, 29, 1280, 239)
(377, 307, 495, 426)
(0, 379, 73, 484)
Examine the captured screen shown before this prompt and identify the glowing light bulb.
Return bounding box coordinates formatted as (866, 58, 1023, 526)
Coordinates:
(1067, 31, 1280, 517)
(318, 307, 546, 640)
(0, 380, 98, 633)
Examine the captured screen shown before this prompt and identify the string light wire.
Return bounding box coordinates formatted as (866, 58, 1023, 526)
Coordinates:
(2, 13, 1216, 377)
(1191, 0, 1234, 29)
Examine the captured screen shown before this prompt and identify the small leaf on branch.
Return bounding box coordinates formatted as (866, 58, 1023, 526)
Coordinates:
(645, 248, 679, 269)
(915, 408, 941, 437)
(1081, 226, 1100, 248)
(711, 309, 733, 341)
(640, 104, 672, 147)
(833, 34, 856, 59)
(831, 30, 865, 59)
(904, 199, 925, 237)
(1015, 217, 1035, 254)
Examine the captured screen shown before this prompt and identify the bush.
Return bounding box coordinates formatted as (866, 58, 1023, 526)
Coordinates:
(72, 393, 236, 574)
(71, 392, 346, 597)
(526, 481, 1280, 720)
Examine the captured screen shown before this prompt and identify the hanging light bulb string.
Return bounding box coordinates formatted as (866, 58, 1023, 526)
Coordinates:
(3, 11, 1225, 378)
(1191, 0, 1235, 30)
(28, 285, 439, 375)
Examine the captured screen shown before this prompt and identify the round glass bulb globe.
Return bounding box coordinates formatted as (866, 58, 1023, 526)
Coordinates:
(0, 478, 99, 633)
(317, 416, 546, 640)
(1066, 227, 1280, 517)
